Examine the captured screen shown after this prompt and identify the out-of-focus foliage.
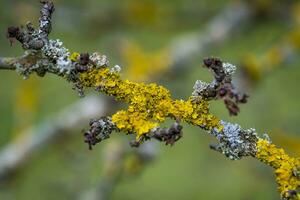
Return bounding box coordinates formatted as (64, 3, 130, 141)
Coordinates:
(12, 77, 39, 138)
(241, 1, 300, 83)
(121, 41, 170, 82)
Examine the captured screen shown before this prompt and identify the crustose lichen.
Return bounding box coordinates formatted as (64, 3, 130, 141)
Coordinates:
(2, 1, 300, 199)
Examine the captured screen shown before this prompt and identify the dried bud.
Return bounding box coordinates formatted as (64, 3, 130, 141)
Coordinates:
(203, 57, 222, 68)
(7, 26, 21, 46)
(237, 94, 249, 104)
(196, 58, 249, 116)
(286, 190, 298, 199)
(151, 120, 183, 146)
(224, 99, 240, 116)
(84, 117, 117, 150)
(40, 0, 55, 14)
(26, 22, 35, 33)
(130, 140, 142, 148)
(7, 26, 20, 38)
(218, 88, 227, 97)
(79, 53, 90, 65)
(84, 131, 98, 150)
(203, 58, 214, 67)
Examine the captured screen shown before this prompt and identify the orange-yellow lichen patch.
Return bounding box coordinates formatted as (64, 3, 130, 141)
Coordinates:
(69, 52, 80, 62)
(80, 67, 221, 139)
(256, 139, 300, 199)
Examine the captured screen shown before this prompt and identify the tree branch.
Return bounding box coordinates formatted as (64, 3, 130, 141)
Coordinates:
(2, 1, 299, 199)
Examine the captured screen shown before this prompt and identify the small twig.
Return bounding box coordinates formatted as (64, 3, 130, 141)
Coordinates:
(2, 1, 299, 199)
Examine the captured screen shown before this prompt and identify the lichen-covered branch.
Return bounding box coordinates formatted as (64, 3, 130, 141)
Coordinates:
(2, 1, 299, 199)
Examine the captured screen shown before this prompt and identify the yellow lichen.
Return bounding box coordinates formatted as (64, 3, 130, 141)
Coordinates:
(69, 52, 80, 62)
(79, 67, 221, 139)
(256, 139, 300, 199)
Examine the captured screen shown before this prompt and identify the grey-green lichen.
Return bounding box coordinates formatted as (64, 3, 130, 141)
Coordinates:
(222, 62, 236, 76)
(42, 39, 73, 73)
(210, 120, 259, 160)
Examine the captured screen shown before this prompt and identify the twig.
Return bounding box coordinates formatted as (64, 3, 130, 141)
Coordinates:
(0, 0, 254, 181)
(2, 1, 299, 199)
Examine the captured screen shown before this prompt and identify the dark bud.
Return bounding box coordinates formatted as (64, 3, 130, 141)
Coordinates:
(238, 94, 249, 104)
(7, 26, 20, 38)
(130, 140, 141, 148)
(214, 59, 222, 67)
(84, 131, 96, 150)
(203, 58, 214, 67)
(26, 22, 35, 33)
(224, 99, 240, 116)
(209, 143, 222, 153)
(35, 68, 47, 77)
(48, 2, 55, 14)
(152, 120, 183, 146)
(166, 121, 183, 145)
(203, 57, 222, 68)
(83, 117, 116, 150)
(73, 82, 85, 97)
(89, 119, 98, 126)
(218, 88, 227, 97)
(40, 0, 55, 14)
(7, 26, 21, 46)
(203, 57, 225, 82)
(79, 53, 90, 65)
(286, 190, 297, 198)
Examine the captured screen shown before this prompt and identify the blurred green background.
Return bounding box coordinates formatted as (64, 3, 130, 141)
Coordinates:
(0, 0, 300, 199)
